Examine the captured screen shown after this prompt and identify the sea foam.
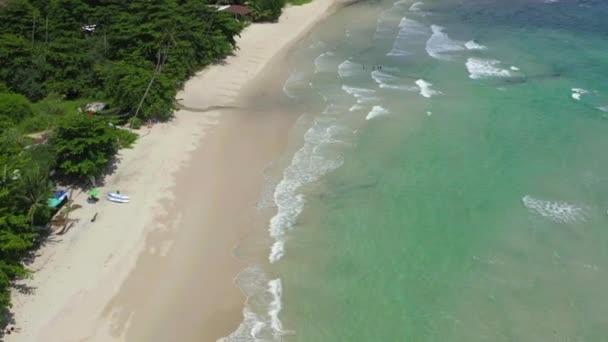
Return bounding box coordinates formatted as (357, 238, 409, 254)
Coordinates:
(269, 110, 346, 263)
(314, 52, 336, 74)
(388, 17, 429, 57)
(571, 88, 588, 101)
(415, 79, 441, 98)
(426, 25, 465, 60)
(338, 59, 360, 78)
(342, 85, 378, 104)
(465, 40, 487, 50)
(522, 195, 587, 224)
(466, 57, 512, 79)
(366, 106, 390, 120)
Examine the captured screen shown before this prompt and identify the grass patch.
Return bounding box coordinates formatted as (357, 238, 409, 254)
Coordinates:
(288, 0, 312, 5)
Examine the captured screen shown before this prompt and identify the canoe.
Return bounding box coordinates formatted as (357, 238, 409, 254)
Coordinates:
(107, 195, 129, 203)
(108, 192, 130, 201)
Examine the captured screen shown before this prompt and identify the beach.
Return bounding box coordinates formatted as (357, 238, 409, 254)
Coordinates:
(6, 0, 340, 341)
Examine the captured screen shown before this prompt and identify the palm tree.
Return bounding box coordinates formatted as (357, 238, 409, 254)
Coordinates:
(17, 166, 51, 226)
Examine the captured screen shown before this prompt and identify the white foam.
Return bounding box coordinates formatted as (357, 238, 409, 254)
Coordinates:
(409, 1, 424, 11)
(388, 17, 430, 57)
(268, 279, 285, 338)
(426, 25, 465, 60)
(415, 79, 441, 98)
(571, 88, 588, 101)
(342, 85, 378, 104)
(282, 71, 307, 99)
(219, 266, 270, 342)
(338, 59, 360, 78)
(510, 66, 520, 71)
(314, 51, 336, 73)
(598, 105, 608, 112)
(393, 0, 410, 7)
(522, 195, 587, 224)
(465, 40, 487, 50)
(466, 57, 512, 79)
(366, 106, 390, 120)
(371, 70, 398, 84)
(269, 110, 346, 263)
(349, 104, 365, 112)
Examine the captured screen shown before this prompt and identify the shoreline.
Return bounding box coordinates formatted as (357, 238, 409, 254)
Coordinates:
(6, 1, 341, 341)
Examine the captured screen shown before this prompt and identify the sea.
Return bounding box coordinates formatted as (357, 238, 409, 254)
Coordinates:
(221, 0, 608, 341)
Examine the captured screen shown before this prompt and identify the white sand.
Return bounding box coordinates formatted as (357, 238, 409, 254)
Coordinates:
(6, 1, 340, 341)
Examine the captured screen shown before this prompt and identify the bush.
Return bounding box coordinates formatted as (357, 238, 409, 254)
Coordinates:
(128, 117, 143, 129)
(247, 0, 286, 22)
(18, 114, 55, 134)
(0, 92, 34, 124)
(115, 128, 138, 149)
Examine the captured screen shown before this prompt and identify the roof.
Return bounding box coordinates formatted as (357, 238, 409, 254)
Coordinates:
(222, 5, 252, 15)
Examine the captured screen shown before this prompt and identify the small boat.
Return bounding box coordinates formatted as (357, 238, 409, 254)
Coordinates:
(107, 195, 129, 203)
(108, 192, 130, 201)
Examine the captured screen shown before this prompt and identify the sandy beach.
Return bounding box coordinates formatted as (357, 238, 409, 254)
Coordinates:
(6, 1, 339, 341)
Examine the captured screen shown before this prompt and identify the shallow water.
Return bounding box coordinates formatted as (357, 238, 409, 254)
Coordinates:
(223, 0, 608, 340)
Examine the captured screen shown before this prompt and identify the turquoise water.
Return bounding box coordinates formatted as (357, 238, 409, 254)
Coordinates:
(223, 1, 608, 341)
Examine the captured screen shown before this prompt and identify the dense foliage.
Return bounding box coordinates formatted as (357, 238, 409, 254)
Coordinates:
(52, 114, 122, 180)
(0, 0, 245, 120)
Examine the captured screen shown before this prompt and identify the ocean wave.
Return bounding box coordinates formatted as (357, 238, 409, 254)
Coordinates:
(338, 59, 361, 78)
(409, 1, 424, 11)
(219, 268, 291, 342)
(388, 17, 430, 57)
(571, 88, 588, 101)
(425, 25, 465, 60)
(465, 40, 487, 50)
(522, 195, 587, 224)
(598, 105, 608, 112)
(282, 71, 308, 99)
(393, 0, 410, 7)
(349, 104, 365, 112)
(268, 279, 284, 338)
(314, 51, 336, 74)
(366, 105, 390, 120)
(371, 70, 417, 91)
(466, 57, 512, 79)
(269, 110, 346, 263)
(342, 85, 379, 104)
(415, 79, 441, 98)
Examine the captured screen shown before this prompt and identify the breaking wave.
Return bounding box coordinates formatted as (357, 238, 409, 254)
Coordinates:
(465, 40, 487, 50)
(466, 57, 513, 79)
(426, 25, 465, 60)
(571, 88, 588, 101)
(366, 105, 390, 120)
(314, 51, 336, 74)
(388, 17, 430, 57)
(415, 79, 441, 98)
(338, 59, 361, 78)
(522, 195, 587, 224)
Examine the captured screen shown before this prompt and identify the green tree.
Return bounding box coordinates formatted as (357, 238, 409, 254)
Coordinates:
(15, 167, 51, 225)
(0, 92, 34, 124)
(51, 113, 119, 180)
